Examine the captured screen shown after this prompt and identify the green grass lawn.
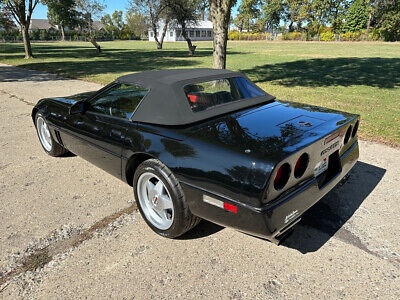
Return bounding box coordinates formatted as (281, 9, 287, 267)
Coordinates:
(1, 40, 399, 146)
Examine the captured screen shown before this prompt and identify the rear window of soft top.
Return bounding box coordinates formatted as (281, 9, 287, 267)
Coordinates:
(184, 77, 265, 112)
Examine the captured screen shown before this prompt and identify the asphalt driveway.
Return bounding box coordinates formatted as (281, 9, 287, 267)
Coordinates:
(0, 63, 399, 299)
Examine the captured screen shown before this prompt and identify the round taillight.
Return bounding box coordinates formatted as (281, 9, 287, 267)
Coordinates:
(274, 163, 291, 190)
(352, 120, 359, 138)
(294, 153, 309, 179)
(344, 125, 352, 144)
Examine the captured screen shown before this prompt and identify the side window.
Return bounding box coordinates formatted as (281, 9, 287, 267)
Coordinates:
(90, 84, 148, 119)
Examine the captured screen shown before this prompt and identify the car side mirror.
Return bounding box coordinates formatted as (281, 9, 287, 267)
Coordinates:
(69, 101, 88, 115)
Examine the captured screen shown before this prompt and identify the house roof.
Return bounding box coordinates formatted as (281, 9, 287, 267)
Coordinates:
(152, 20, 213, 31)
(92, 21, 105, 31)
(29, 19, 105, 31)
(116, 68, 274, 126)
(30, 19, 55, 30)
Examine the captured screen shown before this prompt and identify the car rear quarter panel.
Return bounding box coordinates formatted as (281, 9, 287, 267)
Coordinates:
(122, 123, 271, 209)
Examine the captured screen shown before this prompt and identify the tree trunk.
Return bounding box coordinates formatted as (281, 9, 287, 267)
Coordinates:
(21, 25, 33, 59)
(61, 25, 65, 41)
(289, 21, 294, 32)
(159, 20, 169, 47)
(155, 35, 162, 49)
(151, 21, 162, 49)
(212, 24, 228, 69)
(366, 12, 372, 36)
(89, 38, 102, 53)
(210, 0, 233, 69)
(181, 24, 196, 56)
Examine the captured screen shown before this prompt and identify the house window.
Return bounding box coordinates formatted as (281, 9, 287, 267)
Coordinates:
(190, 31, 194, 37)
(196, 30, 200, 37)
(149, 32, 153, 37)
(177, 30, 181, 36)
(170, 31, 174, 37)
(207, 30, 212, 37)
(201, 30, 206, 37)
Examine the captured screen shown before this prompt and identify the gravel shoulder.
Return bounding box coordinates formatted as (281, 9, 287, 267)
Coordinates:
(0, 63, 399, 299)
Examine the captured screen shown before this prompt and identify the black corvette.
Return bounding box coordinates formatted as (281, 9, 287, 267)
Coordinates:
(33, 68, 359, 244)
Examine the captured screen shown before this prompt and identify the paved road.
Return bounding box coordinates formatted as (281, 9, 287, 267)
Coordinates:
(0, 64, 399, 299)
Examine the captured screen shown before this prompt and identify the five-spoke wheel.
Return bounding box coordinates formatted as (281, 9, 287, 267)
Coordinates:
(35, 112, 69, 157)
(36, 116, 52, 152)
(133, 159, 200, 238)
(137, 172, 174, 230)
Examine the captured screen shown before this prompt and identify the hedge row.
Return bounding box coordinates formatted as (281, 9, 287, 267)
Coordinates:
(0, 29, 140, 42)
(282, 29, 380, 41)
(228, 31, 272, 40)
(227, 30, 382, 41)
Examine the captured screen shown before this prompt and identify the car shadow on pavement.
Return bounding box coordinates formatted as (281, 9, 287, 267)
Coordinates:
(178, 220, 225, 240)
(281, 161, 386, 253)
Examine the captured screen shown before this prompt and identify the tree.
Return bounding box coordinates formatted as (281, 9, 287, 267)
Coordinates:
(128, 0, 169, 49)
(2, 0, 40, 58)
(125, 10, 148, 39)
(164, 0, 200, 56)
(343, 0, 369, 32)
(198, 0, 209, 20)
(261, 0, 284, 31)
(0, 4, 15, 30)
(237, 0, 260, 32)
(282, 0, 310, 32)
(76, 0, 105, 53)
(326, 0, 349, 33)
(232, 13, 245, 31)
(209, 0, 236, 69)
(42, 0, 79, 40)
(375, 0, 400, 41)
(101, 10, 124, 39)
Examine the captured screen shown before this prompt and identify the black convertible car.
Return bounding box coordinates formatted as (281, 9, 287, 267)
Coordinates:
(33, 68, 359, 244)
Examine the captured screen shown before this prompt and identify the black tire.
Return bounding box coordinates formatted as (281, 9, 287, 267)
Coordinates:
(35, 112, 69, 157)
(133, 159, 200, 238)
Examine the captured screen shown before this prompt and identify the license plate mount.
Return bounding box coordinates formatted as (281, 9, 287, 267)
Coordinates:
(314, 157, 329, 177)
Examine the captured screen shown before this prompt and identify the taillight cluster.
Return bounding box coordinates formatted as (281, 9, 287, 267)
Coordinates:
(352, 120, 359, 138)
(273, 153, 309, 190)
(344, 120, 359, 145)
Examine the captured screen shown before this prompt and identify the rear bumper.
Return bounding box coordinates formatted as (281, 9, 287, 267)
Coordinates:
(181, 140, 359, 243)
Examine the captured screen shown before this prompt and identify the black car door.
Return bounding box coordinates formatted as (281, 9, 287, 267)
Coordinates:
(61, 83, 149, 179)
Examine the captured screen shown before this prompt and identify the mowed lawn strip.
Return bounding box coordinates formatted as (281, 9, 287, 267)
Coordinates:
(1, 41, 399, 146)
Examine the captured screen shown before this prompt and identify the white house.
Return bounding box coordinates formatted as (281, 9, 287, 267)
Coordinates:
(148, 20, 213, 42)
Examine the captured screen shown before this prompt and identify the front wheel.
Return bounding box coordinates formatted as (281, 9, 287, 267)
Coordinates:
(35, 112, 69, 157)
(133, 159, 200, 238)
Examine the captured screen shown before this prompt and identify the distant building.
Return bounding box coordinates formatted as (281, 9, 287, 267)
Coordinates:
(30, 19, 55, 31)
(28, 19, 105, 32)
(149, 20, 213, 42)
(92, 21, 105, 31)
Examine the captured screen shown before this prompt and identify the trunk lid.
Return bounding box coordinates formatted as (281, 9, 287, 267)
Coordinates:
(189, 100, 357, 163)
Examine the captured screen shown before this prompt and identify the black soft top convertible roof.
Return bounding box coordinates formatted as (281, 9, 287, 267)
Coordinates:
(116, 68, 275, 126)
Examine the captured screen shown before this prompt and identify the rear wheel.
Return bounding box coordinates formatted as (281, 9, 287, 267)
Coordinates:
(133, 159, 200, 238)
(35, 112, 69, 157)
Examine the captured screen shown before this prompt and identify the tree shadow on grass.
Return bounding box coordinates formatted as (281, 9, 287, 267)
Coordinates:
(0, 43, 244, 82)
(242, 57, 400, 89)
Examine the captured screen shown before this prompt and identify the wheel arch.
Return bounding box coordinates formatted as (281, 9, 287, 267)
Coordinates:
(32, 107, 39, 124)
(125, 152, 156, 186)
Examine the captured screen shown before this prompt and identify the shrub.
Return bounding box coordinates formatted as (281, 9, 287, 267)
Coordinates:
(320, 32, 335, 41)
(282, 31, 304, 40)
(0, 29, 22, 41)
(228, 31, 271, 41)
